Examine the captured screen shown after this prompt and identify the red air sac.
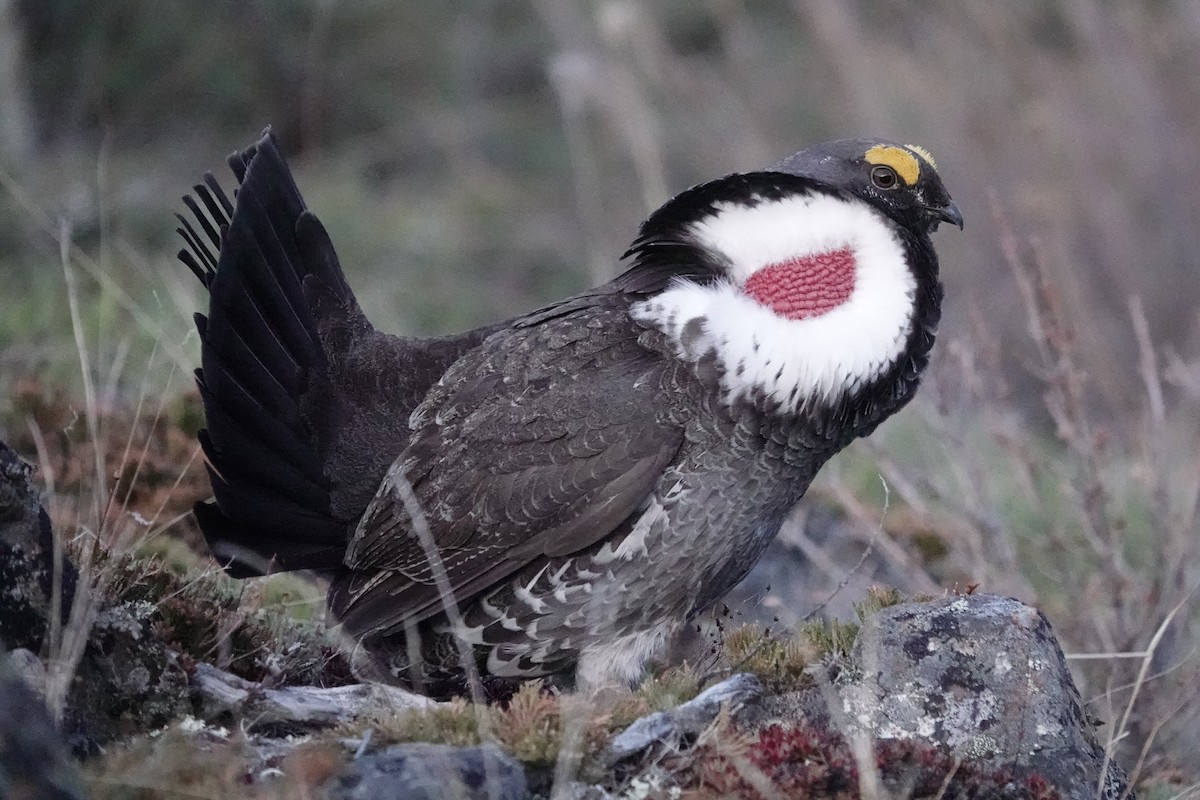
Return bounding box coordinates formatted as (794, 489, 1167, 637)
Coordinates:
(743, 247, 856, 320)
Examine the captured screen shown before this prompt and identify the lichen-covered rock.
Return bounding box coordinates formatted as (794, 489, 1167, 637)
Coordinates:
(0, 439, 76, 652)
(0, 441, 189, 744)
(327, 742, 528, 800)
(626, 594, 1135, 798)
(65, 599, 191, 743)
(842, 593, 1131, 800)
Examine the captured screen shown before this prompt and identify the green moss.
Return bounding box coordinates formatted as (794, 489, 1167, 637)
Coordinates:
(497, 682, 564, 764)
(715, 588, 916, 690)
(722, 624, 815, 692)
(103, 551, 349, 686)
(133, 535, 205, 576)
(364, 683, 617, 775)
(636, 663, 703, 712)
(797, 618, 859, 663)
(854, 586, 906, 620)
(82, 726, 346, 799)
(375, 699, 486, 748)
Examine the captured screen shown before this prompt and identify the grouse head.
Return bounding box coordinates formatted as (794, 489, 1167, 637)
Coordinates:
(624, 139, 960, 422)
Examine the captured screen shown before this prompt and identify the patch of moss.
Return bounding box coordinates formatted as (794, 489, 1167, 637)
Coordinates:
(796, 586, 917, 664)
(636, 663, 703, 712)
(103, 551, 350, 687)
(854, 585, 906, 619)
(911, 529, 951, 562)
(133, 535, 206, 576)
(719, 588, 915, 689)
(362, 681, 622, 779)
(722, 623, 816, 692)
(82, 725, 346, 800)
(496, 681, 565, 764)
(797, 617, 859, 663)
(375, 698, 486, 748)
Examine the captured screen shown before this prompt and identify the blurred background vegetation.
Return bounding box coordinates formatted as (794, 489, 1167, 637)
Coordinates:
(4, 0, 1199, 397)
(1, 0, 1198, 791)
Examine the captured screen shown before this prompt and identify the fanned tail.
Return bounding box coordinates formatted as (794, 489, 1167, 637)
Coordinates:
(179, 129, 346, 577)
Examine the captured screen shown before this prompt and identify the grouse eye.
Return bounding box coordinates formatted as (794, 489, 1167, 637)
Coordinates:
(871, 165, 899, 190)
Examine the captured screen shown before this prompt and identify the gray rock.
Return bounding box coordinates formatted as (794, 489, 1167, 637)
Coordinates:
(327, 742, 528, 800)
(4, 646, 45, 692)
(0, 648, 86, 800)
(66, 599, 191, 743)
(605, 672, 762, 766)
(843, 593, 1132, 800)
(0, 439, 190, 745)
(0, 439, 76, 653)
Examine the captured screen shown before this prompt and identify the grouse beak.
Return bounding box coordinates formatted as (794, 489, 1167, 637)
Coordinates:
(923, 200, 964, 231)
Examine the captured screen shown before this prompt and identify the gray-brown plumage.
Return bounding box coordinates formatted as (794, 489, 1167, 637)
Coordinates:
(179, 130, 960, 697)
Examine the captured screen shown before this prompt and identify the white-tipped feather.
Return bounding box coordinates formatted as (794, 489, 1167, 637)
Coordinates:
(631, 192, 916, 409)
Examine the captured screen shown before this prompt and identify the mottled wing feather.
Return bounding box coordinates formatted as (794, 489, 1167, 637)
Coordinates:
(330, 298, 685, 636)
(329, 550, 527, 639)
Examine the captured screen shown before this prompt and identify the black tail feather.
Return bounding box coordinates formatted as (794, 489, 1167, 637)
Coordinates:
(197, 434, 331, 537)
(228, 146, 251, 183)
(221, 187, 321, 356)
(178, 246, 212, 287)
(181, 194, 223, 253)
(194, 369, 322, 491)
(296, 210, 357, 308)
(195, 312, 303, 429)
(175, 216, 217, 284)
(194, 501, 345, 579)
(176, 174, 230, 287)
(196, 175, 234, 222)
(179, 128, 348, 576)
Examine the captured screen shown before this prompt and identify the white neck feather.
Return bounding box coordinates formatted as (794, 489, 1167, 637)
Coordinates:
(630, 192, 917, 411)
